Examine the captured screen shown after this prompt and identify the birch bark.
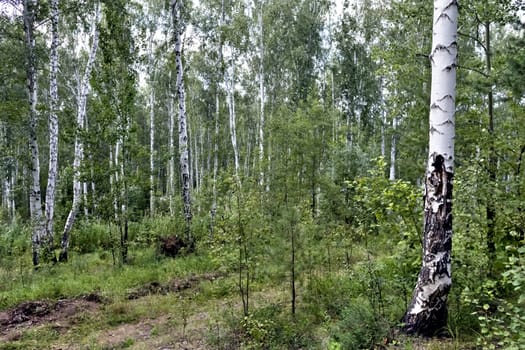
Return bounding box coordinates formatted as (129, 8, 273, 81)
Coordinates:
(60, 3, 100, 261)
(210, 0, 224, 232)
(227, 54, 240, 179)
(24, 0, 45, 267)
(1, 123, 15, 222)
(45, 0, 59, 251)
(172, 0, 192, 240)
(402, 0, 457, 336)
(257, 1, 265, 187)
(389, 116, 397, 181)
(148, 25, 156, 216)
(168, 80, 175, 216)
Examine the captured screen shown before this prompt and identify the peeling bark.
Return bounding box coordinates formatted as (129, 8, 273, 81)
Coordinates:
(403, 155, 453, 335)
(402, 0, 457, 336)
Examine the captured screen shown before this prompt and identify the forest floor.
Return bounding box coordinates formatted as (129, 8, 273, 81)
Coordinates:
(0, 276, 467, 349)
(0, 272, 229, 349)
(0, 246, 475, 350)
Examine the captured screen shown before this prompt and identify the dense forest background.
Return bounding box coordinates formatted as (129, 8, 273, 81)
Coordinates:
(0, 0, 524, 348)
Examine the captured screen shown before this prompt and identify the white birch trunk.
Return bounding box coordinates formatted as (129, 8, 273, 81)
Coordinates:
(83, 179, 88, 217)
(45, 0, 59, 249)
(0, 122, 15, 222)
(148, 27, 156, 216)
(7, 171, 15, 222)
(402, 0, 457, 336)
(193, 124, 201, 193)
(210, 90, 219, 229)
(389, 116, 397, 181)
(227, 54, 240, 179)
(188, 120, 194, 191)
(172, 0, 192, 239)
(168, 84, 175, 216)
(109, 148, 117, 218)
(60, 3, 100, 261)
(24, 0, 45, 267)
(257, 2, 265, 187)
(210, 0, 224, 230)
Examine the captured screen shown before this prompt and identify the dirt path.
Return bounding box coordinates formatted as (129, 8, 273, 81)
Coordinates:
(0, 272, 224, 349)
(0, 293, 103, 343)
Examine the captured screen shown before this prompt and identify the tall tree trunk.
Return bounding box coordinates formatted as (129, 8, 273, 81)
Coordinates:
(257, 1, 265, 187)
(24, 0, 45, 267)
(60, 3, 100, 262)
(210, 0, 224, 234)
(150, 87, 156, 215)
(210, 88, 220, 234)
(168, 80, 176, 216)
(193, 123, 201, 193)
(172, 0, 192, 241)
(484, 21, 496, 271)
(1, 123, 16, 223)
(227, 53, 240, 179)
(45, 0, 59, 256)
(389, 116, 397, 181)
(119, 129, 129, 264)
(402, 0, 457, 336)
(148, 27, 156, 216)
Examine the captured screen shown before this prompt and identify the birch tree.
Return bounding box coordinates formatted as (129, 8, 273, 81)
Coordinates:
(60, 3, 100, 262)
(148, 18, 156, 216)
(168, 72, 176, 216)
(257, 0, 265, 187)
(0, 122, 16, 223)
(44, 0, 59, 252)
(23, 0, 46, 267)
(226, 52, 240, 180)
(172, 0, 192, 241)
(402, 0, 458, 336)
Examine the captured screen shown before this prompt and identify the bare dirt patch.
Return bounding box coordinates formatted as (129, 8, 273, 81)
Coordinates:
(0, 273, 224, 347)
(0, 293, 103, 342)
(127, 272, 222, 300)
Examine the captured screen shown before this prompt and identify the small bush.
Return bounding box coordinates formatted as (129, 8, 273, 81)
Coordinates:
(465, 245, 525, 349)
(71, 221, 113, 254)
(331, 298, 389, 350)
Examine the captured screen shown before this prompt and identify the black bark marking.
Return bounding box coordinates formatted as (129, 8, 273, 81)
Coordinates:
(402, 154, 453, 336)
(437, 119, 455, 126)
(429, 126, 443, 135)
(444, 0, 458, 10)
(443, 63, 457, 72)
(435, 13, 454, 24)
(437, 94, 454, 102)
(430, 102, 448, 112)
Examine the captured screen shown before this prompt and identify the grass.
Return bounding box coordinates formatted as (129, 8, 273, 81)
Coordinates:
(0, 247, 218, 310)
(0, 218, 485, 350)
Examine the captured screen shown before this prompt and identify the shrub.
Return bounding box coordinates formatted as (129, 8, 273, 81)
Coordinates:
(464, 245, 525, 349)
(331, 297, 389, 350)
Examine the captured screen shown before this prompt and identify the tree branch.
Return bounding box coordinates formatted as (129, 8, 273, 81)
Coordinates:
(457, 64, 489, 77)
(458, 31, 487, 52)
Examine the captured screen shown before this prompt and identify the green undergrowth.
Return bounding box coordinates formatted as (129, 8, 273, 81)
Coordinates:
(0, 246, 218, 310)
(1, 205, 522, 349)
